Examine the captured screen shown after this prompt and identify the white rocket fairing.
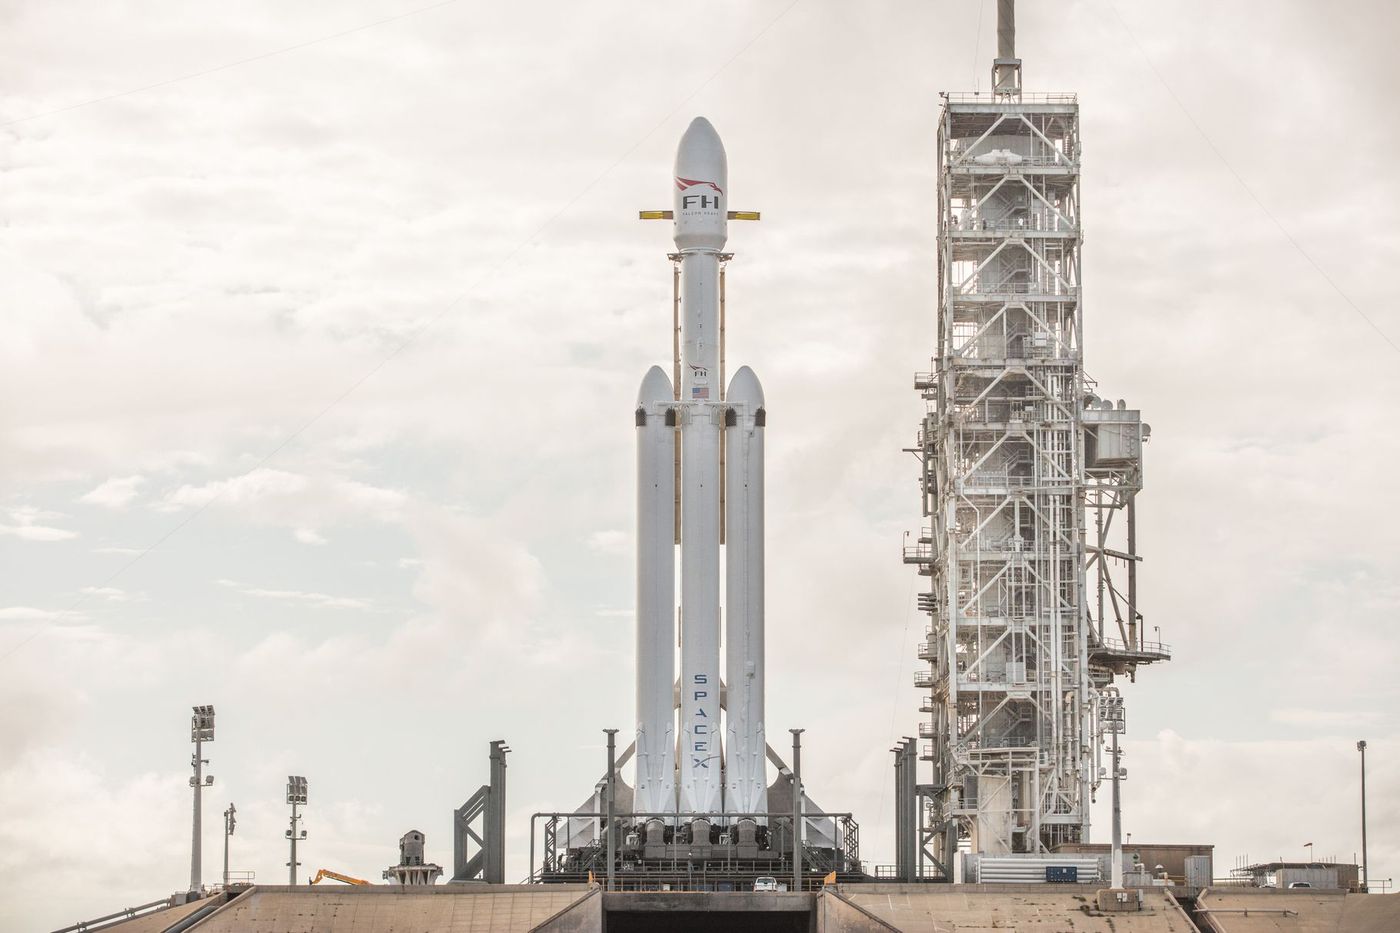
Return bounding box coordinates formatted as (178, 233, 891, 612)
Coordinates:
(634, 117, 767, 825)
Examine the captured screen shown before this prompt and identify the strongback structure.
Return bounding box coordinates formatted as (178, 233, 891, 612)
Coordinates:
(904, 0, 1168, 872)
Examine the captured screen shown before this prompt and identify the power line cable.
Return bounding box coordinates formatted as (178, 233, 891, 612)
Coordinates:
(0, 0, 805, 663)
(1106, 1, 1400, 357)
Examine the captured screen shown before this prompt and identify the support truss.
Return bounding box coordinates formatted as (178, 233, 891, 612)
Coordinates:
(904, 92, 1168, 870)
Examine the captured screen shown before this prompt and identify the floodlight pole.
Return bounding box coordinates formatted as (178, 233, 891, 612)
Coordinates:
(605, 728, 618, 892)
(191, 737, 204, 892)
(188, 706, 215, 895)
(1358, 740, 1369, 892)
(288, 801, 302, 885)
(286, 776, 308, 885)
(223, 803, 236, 888)
(790, 729, 804, 893)
(1099, 689, 1124, 889)
(1111, 721, 1123, 888)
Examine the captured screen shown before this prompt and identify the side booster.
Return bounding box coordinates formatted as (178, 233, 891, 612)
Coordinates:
(634, 117, 767, 845)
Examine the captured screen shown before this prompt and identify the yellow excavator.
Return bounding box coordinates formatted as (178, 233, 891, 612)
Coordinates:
(309, 868, 371, 886)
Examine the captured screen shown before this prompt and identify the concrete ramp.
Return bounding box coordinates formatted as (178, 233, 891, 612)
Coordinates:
(1197, 888, 1400, 933)
(79, 896, 217, 933)
(187, 884, 591, 933)
(531, 888, 600, 933)
(835, 883, 1196, 932)
(817, 889, 901, 932)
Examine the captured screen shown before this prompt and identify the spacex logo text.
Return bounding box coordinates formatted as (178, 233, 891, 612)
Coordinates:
(691, 673, 712, 768)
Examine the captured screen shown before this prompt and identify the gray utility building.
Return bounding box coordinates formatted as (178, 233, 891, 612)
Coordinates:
(1235, 860, 1363, 891)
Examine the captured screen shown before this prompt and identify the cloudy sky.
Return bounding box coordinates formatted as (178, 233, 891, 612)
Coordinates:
(2, 0, 1397, 927)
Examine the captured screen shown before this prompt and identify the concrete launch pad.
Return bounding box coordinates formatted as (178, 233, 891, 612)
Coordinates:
(1194, 888, 1400, 933)
(97, 885, 594, 933)
(89, 882, 1289, 933)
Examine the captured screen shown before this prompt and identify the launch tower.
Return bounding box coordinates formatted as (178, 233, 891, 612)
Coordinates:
(905, 0, 1169, 872)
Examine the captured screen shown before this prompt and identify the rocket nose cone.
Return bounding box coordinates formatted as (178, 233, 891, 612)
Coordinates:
(682, 116, 721, 146)
(637, 365, 674, 405)
(674, 117, 728, 250)
(726, 365, 765, 407)
(675, 116, 727, 179)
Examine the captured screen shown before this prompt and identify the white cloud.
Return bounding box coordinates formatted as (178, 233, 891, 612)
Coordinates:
(79, 587, 135, 603)
(78, 475, 145, 509)
(587, 529, 630, 556)
(1270, 707, 1381, 728)
(214, 578, 372, 611)
(0, 753, 182, 921)
(406, 510, 545, 629)
(0, 606, 84, 621)
(0, 507, 78, 541)
(293, 526, 327, 545)
(1094, 732, 1398, 875)
(160, 468, 406, 528)
(0, 523, 78, 541)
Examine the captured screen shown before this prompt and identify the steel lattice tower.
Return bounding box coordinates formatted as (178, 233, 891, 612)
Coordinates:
(904, 2, 1168, 871)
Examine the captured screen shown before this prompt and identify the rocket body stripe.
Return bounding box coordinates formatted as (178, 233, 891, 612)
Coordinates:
(724, 366, 767, 819)
(634, 366, 676, 815)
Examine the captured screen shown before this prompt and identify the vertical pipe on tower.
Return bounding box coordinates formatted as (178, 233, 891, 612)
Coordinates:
(672, 261, 682, 543)
(1127, 494, 1138, 648)
(997, 0, 1015, 58)
(791, 729, 804, 892)
(605, 728, 618, 892)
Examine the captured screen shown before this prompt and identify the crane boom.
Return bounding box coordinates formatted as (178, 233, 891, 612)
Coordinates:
(309, 868, 370, 886)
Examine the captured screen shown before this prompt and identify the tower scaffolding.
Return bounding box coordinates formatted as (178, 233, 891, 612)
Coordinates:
(904, 4, 1168, 873)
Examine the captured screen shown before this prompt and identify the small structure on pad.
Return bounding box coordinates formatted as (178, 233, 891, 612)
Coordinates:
(383, 830, 443, 886)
